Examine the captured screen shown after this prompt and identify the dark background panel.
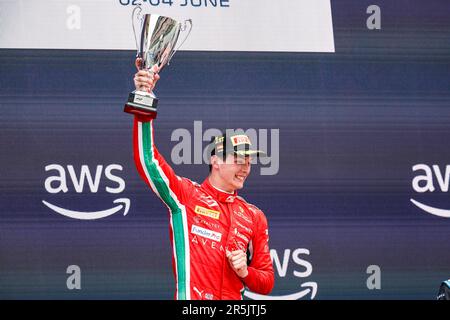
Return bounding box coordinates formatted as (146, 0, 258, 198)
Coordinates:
(1, 0, 450, 299)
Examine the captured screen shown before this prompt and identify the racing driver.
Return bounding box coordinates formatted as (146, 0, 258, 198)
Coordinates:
(129, 59, 274, 300)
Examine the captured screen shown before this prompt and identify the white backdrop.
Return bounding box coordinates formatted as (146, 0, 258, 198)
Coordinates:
(0, 0, 334, 52)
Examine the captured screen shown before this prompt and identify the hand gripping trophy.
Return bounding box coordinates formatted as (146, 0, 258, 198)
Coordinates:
(124, 5, 192, 118)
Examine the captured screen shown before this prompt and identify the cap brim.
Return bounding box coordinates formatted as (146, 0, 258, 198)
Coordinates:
(234, 150, 266, 157)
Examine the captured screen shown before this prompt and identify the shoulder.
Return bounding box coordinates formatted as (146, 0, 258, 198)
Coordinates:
(178, 176, 202, 194)
(237, 196, 270, 238)
(236, 195, 267, 219)
(186, 178, 201, 188)
(178, 176, 200, 186)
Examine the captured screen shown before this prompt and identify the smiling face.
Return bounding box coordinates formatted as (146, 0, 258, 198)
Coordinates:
(209, 153, 252, 192)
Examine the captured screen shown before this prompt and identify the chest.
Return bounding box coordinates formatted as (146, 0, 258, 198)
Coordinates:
(185, 190, 254, 252)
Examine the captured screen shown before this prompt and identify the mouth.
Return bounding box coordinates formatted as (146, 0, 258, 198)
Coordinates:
(234, 174, 246, 183)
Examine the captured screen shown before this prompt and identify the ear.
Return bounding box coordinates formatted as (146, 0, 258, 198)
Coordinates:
(210, 155, 221, 170)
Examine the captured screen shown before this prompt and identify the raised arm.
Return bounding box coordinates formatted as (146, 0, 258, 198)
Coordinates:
(132, 59, 192, 209)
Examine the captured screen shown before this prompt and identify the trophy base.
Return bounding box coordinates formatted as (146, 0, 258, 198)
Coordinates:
(124, 105, 157, 119)
(124, 90, 158, 118)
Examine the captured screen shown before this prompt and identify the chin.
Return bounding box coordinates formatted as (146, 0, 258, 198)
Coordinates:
(228, 176, 246, 191)
(233, 182, 245, 190)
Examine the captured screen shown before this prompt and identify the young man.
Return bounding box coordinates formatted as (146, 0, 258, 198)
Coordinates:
(132, 60, 274, 300)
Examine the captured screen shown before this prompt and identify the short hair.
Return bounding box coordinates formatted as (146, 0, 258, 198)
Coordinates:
(208, 133, 227, 173)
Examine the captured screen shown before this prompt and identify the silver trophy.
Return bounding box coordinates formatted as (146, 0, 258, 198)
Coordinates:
(124, 5, 192, 117)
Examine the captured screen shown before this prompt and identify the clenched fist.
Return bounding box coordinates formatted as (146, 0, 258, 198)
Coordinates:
(226, 250, 249, 278)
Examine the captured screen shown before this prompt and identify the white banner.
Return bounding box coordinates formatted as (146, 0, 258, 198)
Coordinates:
(0, 0, 334, 52)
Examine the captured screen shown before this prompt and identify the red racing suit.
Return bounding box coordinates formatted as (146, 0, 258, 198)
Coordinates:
(133, 116, 274, 300)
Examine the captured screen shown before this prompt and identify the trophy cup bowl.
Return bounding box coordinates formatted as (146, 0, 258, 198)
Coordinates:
(124, 6, 192, 118)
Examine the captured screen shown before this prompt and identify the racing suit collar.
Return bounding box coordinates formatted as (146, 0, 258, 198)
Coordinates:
(202, 178, 237, 203)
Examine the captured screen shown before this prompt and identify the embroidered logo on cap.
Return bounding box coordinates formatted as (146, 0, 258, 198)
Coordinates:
(231, 135, 251, 147)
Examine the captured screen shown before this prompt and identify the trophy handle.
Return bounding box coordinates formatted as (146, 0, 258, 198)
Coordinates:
(132, 5, 143, 66)
(167, 19, 193, 65)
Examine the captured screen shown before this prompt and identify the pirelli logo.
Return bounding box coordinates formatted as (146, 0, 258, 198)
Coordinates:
(231, 135, 251, 146)
(195, 205, 220, 220)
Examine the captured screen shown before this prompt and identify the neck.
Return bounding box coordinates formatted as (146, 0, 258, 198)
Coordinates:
(208, 176, 235, 194)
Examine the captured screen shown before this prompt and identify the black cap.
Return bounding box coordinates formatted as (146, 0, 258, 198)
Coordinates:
(209, 130, 265, 158)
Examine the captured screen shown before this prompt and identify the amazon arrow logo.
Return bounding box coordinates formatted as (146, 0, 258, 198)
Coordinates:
(42, 198, 130, 220)
(244, 282, 317, 300)
(244, 248, 318, 300)
(411, 164, 450, 218)
(43, 164, 131, 220)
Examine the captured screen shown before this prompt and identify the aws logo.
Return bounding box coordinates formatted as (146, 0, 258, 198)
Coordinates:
(411, 164, 450, 218)
(244, 248, 317, 300)
(42, 164, 130, 220)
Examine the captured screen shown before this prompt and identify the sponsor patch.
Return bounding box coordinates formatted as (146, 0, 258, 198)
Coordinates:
(234, 210, 253, 224)
(204, 293, 214, 300)
(195, 205, 220, 219)
(231, 135, 251, 147)
(191, 225, 222, 242)
(225, 196, 235, 203)
(198, 195, 219, 208)
(193, 216, 220, 230)
(215, 136, 225, 144)
(235, 220, 253, 235)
